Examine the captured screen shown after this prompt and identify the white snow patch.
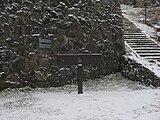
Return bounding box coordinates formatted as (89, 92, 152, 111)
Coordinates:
(0, 74, 160, 120)
(137, 112, 160, 120)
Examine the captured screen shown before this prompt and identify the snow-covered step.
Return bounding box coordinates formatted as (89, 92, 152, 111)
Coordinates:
(124, 35, 147, 39)
(134, 47, 160, 50)
(124, 39, 150, 41)
(143, 56, 160, 59)
(130, 45, 159, 47)
(126, 41, 153, 44)
(124, 34, 147, 36)
(147, 58, 160, 61)
(128, 43, 156, 45)
(126, 41, 154, 44)
(124, 37, 148, 39)
(136, 50, 160, 53)
(139, 53, 160, 56)
(124, 34, 146, 37)
(124, 35, 147, 38)
(124, 33, 144, 35)
(124, 38, 150, 40)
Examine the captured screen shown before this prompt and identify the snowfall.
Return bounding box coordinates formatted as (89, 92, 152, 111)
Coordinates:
(0, 5, 160, 120)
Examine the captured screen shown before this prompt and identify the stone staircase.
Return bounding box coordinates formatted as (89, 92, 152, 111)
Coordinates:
(122, 12, 160, 87)
(124, 32, 160, 62)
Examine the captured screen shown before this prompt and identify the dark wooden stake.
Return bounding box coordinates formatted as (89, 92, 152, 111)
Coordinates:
(56, 54, 102, 94)
(77, 63, 83, 94)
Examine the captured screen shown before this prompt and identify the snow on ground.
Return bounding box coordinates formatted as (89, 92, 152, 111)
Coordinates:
(0, 73, 160, 120)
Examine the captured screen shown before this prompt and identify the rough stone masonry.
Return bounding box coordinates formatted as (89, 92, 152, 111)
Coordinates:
(0, 0, 124, 90)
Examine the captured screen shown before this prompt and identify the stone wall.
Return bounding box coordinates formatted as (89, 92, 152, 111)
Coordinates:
(120, 55, 160, 87)
(0, 0, 124, 90)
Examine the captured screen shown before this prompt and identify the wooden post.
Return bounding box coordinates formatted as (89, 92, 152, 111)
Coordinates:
(77, 63, 83, 94)
(56, 54, 102, 94)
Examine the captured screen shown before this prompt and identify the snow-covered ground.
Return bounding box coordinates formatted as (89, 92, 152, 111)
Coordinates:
(0, 73, 160, 120)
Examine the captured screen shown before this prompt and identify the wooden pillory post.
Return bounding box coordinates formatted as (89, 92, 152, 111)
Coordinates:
(56, 54, 102, 94)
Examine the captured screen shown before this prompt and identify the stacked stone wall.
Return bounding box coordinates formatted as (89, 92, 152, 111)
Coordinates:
(121, 55, 160, 87)
(0, 0, 124, 90)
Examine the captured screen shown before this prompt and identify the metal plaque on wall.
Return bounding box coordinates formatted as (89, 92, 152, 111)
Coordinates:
(39, 37, 52, 49)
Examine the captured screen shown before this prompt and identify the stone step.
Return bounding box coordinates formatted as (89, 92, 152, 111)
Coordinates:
(147, 58, 160, 61)
(133, 47, 160, 50)
(136, 50, 160, 53)
(124, 38, 149, 40)
(124, 37, 148, 39)
(128, 43, 156, 45)
(126, 41, 154, 43)
(124, 34, 146, 37)
(143, 56, 160, 59)
(139, 53, 160, 56)
(124, 35, 147, 37)
(124, 34, 146, 36)
(124, 33, 144, 35)
(125, 39, 150, 41)
(130, 45, 159, 47)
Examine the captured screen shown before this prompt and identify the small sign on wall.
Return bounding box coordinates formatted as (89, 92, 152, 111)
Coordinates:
(39, 37, 52, 49)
